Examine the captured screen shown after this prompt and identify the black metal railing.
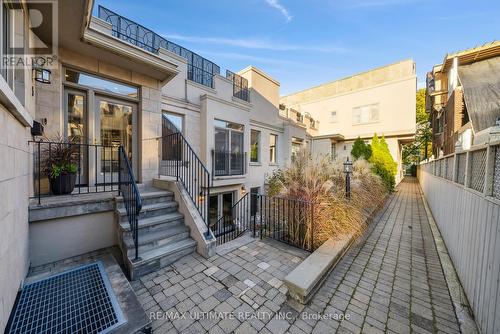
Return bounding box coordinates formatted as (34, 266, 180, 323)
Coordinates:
(212, 192, 316, 251)
(159, 119, 212, 238)
(226, 70, 249, 102)
(256, 194, 315, 251)
(212, 150, 246, 177)
(98, 6, 220, 88)
(29, 140, 122, 204)
(118, 146, 142, 261)
(212, 193, 254, 245)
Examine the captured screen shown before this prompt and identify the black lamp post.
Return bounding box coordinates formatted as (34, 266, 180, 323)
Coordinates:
(343, 157, 353, 199)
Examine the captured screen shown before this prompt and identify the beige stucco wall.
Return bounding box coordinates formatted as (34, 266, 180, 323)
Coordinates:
(0, 106, 30, 333)
(29, 211, 116, 267)
(288, 76, 416, 139)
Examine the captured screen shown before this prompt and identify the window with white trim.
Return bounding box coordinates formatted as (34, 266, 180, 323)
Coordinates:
(352, 103, 380, 125)
(330, 111, 338, 123)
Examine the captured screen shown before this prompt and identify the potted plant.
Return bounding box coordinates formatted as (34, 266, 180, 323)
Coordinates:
(42, 136, 79, 195)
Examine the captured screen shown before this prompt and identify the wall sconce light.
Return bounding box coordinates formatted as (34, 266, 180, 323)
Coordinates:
(198, 191, 205, 202)
(241, 185, 247, 194)
(33, 66, 51, 84)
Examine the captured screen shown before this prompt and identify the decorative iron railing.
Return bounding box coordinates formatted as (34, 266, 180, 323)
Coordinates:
(213, 192, 316, 251)
(212, 150, 246, 177)
(159, 118, 212, 238)
(118, 146, 142, 261)
(29, 140, 121, 204)
(98, 6, 220, 88)
(212, 193, 253, 245)
(257, 194, 316, 251)
(226, 70, 249, 102)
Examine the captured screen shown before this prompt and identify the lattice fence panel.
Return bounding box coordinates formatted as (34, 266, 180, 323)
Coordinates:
(456, 153, 466, 185)
(445, 157, 454, 180)
(470, 149, 487, 192)
(493, 146, 500, 199)
(436, 160, 443, 177)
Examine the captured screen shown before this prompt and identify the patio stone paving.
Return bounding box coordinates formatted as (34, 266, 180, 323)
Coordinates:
(134, 178, 463, 333)
(131, 238, 309, 333)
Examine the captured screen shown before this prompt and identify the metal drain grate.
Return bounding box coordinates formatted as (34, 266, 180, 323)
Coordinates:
(7, 262, 125, 334)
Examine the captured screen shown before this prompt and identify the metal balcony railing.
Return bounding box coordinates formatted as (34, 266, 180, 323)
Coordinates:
(212, 150, 246, 177)
(98, 6, 220, 88)
(226, 70, 249, 102)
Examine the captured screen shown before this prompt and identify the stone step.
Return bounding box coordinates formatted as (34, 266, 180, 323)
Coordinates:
(119, 212, 184, 235)
(128, 238, 197, 279)
(115, 190, 174, 207)
(117, 202, 179, 222)
(123, 224, 190, 256)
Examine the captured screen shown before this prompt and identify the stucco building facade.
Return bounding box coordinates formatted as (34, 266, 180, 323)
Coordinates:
(280, 60, 417, 184)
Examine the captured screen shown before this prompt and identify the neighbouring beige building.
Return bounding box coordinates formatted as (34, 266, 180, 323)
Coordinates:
(280, 60, 417, 184)
(0, 0, 416, 331)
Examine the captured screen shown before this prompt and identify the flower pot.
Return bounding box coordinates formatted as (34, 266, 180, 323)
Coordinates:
(49, 173, 77, 195)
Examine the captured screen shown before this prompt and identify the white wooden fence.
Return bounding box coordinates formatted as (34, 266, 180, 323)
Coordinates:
(418, 141, 500, 334)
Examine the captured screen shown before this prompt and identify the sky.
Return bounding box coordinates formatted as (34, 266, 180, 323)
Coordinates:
(94, 0, 499, 95)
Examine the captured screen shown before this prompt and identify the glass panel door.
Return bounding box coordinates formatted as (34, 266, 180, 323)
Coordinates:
(95, 96, 134, 186)
(214, 128, 229, 175)
(65, 89, 87, 186)
(231, 131, 244, 174)
(222, 193, 233, 221)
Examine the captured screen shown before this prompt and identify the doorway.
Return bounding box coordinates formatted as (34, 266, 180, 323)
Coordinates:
(63, 68, 139, 188)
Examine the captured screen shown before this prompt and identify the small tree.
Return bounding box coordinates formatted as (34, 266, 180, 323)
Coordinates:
(351, 137, 372, 160)
(370, 134, 397, 191)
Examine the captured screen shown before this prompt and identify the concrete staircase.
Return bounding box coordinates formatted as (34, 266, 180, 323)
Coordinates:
(116, 189, 197, 279)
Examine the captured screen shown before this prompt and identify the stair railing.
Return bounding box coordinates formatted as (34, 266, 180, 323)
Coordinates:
(212, 193, 253, 245)
(118, 146, 142, 261)
(159, 117, 212, 239)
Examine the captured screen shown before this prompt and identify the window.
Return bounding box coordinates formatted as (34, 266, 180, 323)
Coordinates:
(330, 111, 338, 123)
(352, 103, 379, 124)
(162, 112, 183, 160)
(270, 134, 277, 163)
(65, 69, 138, 98)
(331, 143, 336, 158)
(213, 120, 245, 175)
(250, 130, 260, 163)
(162, 112, 183, 133)
(291, 137, 303, 160)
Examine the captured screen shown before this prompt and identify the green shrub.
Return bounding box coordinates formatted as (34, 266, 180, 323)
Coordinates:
(351, 137, 372, 160)
(369, 134, 397, 191)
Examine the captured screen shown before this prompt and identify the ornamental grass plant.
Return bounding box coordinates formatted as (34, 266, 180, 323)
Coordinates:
(266, 150, 386, 248)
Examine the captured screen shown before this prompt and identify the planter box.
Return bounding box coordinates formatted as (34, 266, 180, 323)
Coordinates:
(284, 195, 388, 304)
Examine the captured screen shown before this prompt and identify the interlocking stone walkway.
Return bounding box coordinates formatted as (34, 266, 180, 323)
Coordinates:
(134, 178, 462, 333)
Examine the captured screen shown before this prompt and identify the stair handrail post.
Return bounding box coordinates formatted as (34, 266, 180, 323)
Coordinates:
(118, 146, 122, 196)
(205, 184, 211, 238)
(176, 133, 180, 181)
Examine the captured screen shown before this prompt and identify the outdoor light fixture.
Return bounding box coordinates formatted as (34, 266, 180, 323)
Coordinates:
(198, 191, 205, 202)
(343, 157, 353, 199)
(241, 185, 247, 194)
(33, 66, 51, 84)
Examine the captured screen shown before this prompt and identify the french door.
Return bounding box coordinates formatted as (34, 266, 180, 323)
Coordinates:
(209, 192, 234, 228)
(64, 88, 137, 188)
(95, 95, 136, 186)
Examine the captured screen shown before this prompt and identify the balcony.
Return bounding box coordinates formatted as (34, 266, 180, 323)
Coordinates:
(226, 70, 250, 102)
(212, 150, 246, 177)
(98, 6, 220, 88)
